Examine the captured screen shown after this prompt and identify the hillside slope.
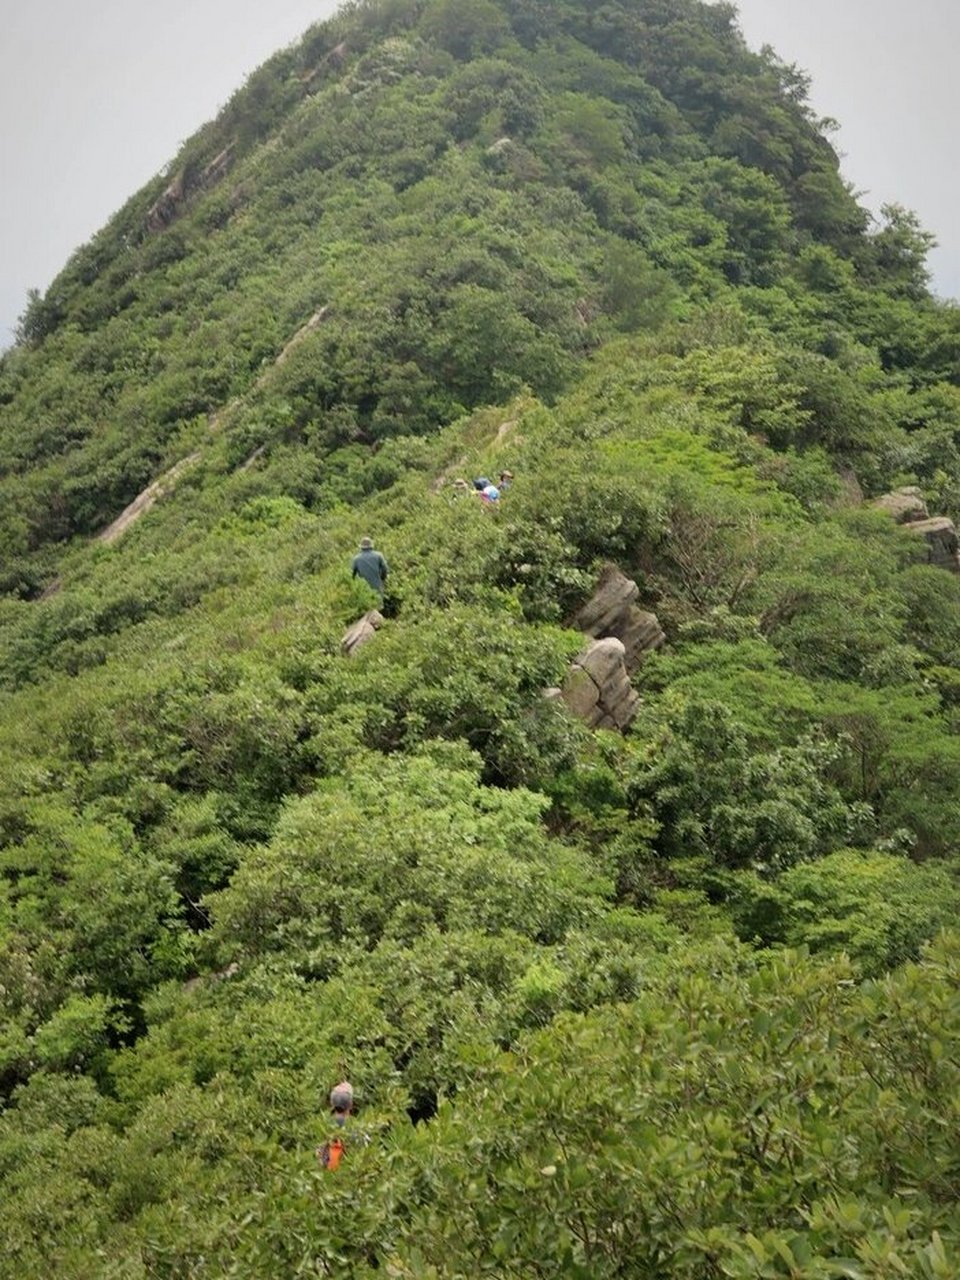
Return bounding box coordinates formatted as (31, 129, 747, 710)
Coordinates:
(0, 1, 959, 1275)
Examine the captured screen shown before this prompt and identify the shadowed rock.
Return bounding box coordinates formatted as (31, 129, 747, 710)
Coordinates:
(146, 145, 235, 233)
(905, 517, 960, 572)
(569, 563, 665, 673)
(341, 610, 384, 657)
(871, 487, 929, 524)
(560, 637, 640, 731)
(872, 488, 960, 572)
(552, 566, 665, 733)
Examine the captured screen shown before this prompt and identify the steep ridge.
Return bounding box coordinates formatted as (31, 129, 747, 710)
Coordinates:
(0, 2, 959, 1275)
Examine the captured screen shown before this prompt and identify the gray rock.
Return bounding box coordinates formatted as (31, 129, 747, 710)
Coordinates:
(553, 565, 662, 734)
(570, 563, 664, 672)
(341, 610, 384, 657)
(571, 564, 639, 633)
(836, 468, 865, 508)
(561, 637, 640, 732)
(560, 664, 601, 719)
(578, 636, 629, 688)
(904, 517, 960, 572)
(872, 487, 930, 524)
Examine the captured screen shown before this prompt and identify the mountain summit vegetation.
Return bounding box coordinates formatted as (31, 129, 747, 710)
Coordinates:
(1, 1, 959, 1275)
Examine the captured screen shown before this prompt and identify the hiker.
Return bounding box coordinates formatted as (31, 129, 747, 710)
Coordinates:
(470, 475, 501, 504)
(498, 470, 514, 491)
(317, 1080, 355, 1171)
(351, 536, 389, 599)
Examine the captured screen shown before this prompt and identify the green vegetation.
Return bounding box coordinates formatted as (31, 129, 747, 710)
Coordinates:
(1, 0, 959, 1274)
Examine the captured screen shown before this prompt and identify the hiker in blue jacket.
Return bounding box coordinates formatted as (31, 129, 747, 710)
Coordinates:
(352, 536, 389, 599)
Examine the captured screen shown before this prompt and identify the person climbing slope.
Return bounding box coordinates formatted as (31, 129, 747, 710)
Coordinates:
(317, 1080, 355, 1171)
(470, 476, 500, 505)
(351, 536, 389, 599)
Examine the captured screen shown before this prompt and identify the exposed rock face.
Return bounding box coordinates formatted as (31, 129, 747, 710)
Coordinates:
(905, 517, 960, 572)
(145, 172, 185, 234)
(871, 486, 929, 524)
(552, 566, 664, 732)
(146, 145, 235, 233)
(836, 467, 865, 508)
(568, 563, 665, 673)
(559, 637, 640, 730)
(341, 610, 384, 657)
(97, 451, 202, 545)
(872, 488, 960, 572)
(486, 136, 514, 158)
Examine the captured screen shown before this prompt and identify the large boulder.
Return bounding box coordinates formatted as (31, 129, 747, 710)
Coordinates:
(872, 488, 960, 572)
(835, 467, 865, 508)
(905, 517, 960, 572)
(554, 566, 664, 733)
(569, 563, 665, 673)
(871, 486, 930, 524)
(560, 637, 640, 731)
(341, 610, 384, 657)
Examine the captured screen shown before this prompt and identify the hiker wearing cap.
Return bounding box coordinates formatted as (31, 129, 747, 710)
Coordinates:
(320, 1080, 371, 1172)
(351, 537, 389, 598)
(498, 470, 513, 491)
(470, 475, 501, 504)
(317, 1080, 354, 1170)
(330, 1080, 354, 1123)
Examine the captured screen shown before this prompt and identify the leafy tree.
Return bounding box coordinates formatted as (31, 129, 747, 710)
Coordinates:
(729, 849, 960, 974)
(627, 696, 864, 871)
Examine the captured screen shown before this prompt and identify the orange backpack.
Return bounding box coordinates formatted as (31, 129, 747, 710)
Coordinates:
(318, 1136, 345, 1171)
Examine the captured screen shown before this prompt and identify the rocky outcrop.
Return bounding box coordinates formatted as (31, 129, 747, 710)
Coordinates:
(302, 41, 349, 91)
(146, 145, 235, 233)
(905, 517, 960, 572)
(341, 610, 384, 657)
(873, 487, 960, 572)
(183, 961, 239, 996)
(835, 467, 865, 508)
(550, 636, 641, 731)
(274, 305, 331, 366)
(568, 563, 665, 673)
(548, 566, 664, 733)
(97, 451, 202, 545)
(145, 172, 186, 234)
(871, 486, 929, 524)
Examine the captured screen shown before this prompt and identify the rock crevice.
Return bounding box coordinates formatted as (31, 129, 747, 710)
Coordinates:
(554, 564, 665, 733)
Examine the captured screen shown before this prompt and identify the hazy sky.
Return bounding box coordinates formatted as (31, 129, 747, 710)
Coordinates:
(735, 0, 959, 302)
(1, 0, 957, 346)
(0, 0, 338, 346)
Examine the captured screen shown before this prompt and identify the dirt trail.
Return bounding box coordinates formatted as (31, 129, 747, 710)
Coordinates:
(98, 306, 332, 544)
(97, 451, 203, 546)
(33, 307, 335, 601)
(430, 418, 518, 493)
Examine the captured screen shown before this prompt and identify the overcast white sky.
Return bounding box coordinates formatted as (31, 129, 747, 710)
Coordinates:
(735, 0, 958, 302)
(1, 0, 957, 347)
